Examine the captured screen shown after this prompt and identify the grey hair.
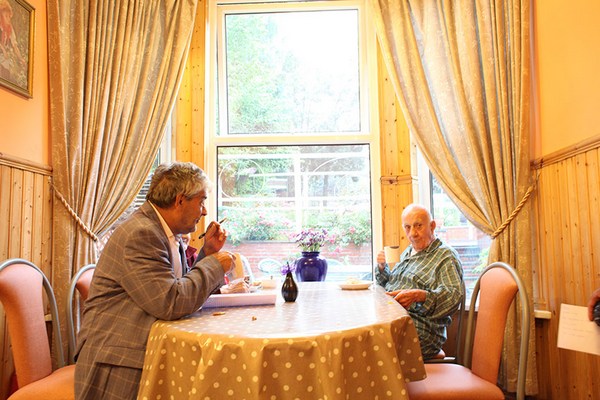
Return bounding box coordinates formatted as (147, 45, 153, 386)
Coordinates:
(401, 203, 433, 221)
(146, 162, 211, 208)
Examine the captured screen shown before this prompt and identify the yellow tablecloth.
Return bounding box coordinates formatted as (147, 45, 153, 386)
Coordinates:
(138, 282, 425, 399)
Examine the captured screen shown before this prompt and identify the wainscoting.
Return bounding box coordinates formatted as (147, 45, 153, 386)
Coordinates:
(532, 136, 600, 399)
(0, 153, 53, 399)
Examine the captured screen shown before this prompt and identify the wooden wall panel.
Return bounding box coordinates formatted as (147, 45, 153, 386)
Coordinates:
(175, 0, 206, 167)
(174, 1, 206, 250)
(533, 144, 600, 399)
(377, 43, 415, 250)
(0, 154, 53, 399)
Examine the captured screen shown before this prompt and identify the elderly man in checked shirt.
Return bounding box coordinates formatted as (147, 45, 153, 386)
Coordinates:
(376, 203, 464, 360)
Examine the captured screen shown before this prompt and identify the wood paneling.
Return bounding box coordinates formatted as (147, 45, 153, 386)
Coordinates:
(377, 43, 415, 250)
(533, 144, 600, 399)
(175, 0, 206, 166)
(0, 153, 53, 399)
(174, 1, 206, 250)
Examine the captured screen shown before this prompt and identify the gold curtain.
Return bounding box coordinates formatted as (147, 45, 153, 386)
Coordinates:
(47, 0, 198, 361)
(369, 0, 537, 394)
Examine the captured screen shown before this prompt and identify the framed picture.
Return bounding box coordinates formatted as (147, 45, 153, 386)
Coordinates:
(0, 0, 35, 98)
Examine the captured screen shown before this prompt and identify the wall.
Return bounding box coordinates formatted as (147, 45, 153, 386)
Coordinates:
(0, 1, 51, 398)
(1, 0, 599, 398)
(0, 0, 49, 166)
(0, 155, 53, 398)
(377, 44, 414, 250)
(532, 1, 600, 159)
(532, 1, 600, 399)
(532, 147, 600, 399)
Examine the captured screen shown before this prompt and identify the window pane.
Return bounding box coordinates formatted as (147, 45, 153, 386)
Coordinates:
(224, 9, 360, 134)
(217, 145, 373, 281)
(430, 176, 491, 300)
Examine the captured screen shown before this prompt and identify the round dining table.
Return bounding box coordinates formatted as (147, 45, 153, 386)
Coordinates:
(137, 281, 426, 400)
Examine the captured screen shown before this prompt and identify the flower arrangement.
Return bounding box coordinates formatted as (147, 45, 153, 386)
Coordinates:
(294, 228, 329, 252)
(280, 262, 295, 275)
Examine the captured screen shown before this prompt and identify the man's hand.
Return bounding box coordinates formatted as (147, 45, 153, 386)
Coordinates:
(213, 251, 235, 274)
(386, 289, 427, 309)
(588, 287, 600, 321)
(202, 221, 227, 255)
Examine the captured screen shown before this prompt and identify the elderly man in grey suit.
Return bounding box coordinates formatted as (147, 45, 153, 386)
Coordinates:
(74, 162, 234, 399)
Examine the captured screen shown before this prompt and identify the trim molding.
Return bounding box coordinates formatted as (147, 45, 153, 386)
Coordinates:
(0, 152, 52, 175)
(531, 133, 600, 169)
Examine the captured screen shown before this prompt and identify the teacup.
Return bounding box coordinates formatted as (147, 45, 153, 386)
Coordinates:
(384, 246, 401, 269)
(261, 278, 279, 289)
(231, 253, 245, 280)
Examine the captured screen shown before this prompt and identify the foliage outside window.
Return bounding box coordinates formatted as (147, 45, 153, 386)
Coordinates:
(216, 146, 373, 278)
(219, 7, 361, 135)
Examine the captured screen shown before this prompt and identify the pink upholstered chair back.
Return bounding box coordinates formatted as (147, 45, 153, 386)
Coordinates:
(0, 262, 54, 387)
(469, 265, 518, 384)
(75, 268, 94, 302)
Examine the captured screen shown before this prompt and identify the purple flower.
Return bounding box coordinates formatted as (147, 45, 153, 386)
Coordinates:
(281, 262, 295, 275)
(294, 228, 329, 252)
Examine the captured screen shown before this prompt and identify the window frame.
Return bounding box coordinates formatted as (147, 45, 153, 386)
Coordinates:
(204, 0, 383, 260)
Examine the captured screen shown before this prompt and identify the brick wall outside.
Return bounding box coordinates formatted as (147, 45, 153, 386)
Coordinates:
(224, 241, 372, 277)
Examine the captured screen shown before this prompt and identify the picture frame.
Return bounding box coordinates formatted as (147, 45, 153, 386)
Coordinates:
(0, 0, 35, 98)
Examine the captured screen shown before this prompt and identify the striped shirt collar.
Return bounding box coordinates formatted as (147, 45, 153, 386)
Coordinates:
(407, 237, 440, 256)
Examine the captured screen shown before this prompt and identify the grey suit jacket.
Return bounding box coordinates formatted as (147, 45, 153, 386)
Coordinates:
(75, 201, 225, 369)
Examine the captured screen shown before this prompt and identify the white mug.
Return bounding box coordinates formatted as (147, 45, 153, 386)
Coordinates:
(384, 246, 401, 268)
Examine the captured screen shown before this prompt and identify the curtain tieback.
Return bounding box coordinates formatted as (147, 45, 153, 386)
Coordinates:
(491, 178, 538, 239)
(52, 185, 99, 242)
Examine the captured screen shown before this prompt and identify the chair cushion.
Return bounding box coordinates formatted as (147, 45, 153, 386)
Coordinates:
(406, 363, 504, 400)
(8, 365, 75, 400)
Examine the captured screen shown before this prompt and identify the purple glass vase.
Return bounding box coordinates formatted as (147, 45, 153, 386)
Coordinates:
(294, 251, 328, 282)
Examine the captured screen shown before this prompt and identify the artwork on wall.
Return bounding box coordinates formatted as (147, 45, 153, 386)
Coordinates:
(0, 0, 34, 98)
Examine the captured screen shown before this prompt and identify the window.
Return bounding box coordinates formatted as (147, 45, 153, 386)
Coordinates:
(417, 151, 491, 304)
(206, 0, 381, 281)
(220, 9, 361, 135)
(430, 175, 491, 299)
(417, 151, 490, 300)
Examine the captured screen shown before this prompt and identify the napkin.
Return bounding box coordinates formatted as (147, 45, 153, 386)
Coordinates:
(220, 278, 250, 294)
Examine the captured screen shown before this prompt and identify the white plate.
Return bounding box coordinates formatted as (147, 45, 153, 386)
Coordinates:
(339, 281, 372, 290)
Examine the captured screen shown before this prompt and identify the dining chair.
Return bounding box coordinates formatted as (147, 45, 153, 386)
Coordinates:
(426, 279, 466, 365)
(0, 258, 75, 399)
(66, 263, 96, 364)
(257, 258, 281, 276)
(406, 261, 530, 400)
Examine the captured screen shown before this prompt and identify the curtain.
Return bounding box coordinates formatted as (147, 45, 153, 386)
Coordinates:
(369, 0, 537, 394)
(47, 0, 198, 361)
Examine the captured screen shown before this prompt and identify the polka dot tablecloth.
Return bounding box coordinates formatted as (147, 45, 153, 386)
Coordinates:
(138, 282, 425, 400)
